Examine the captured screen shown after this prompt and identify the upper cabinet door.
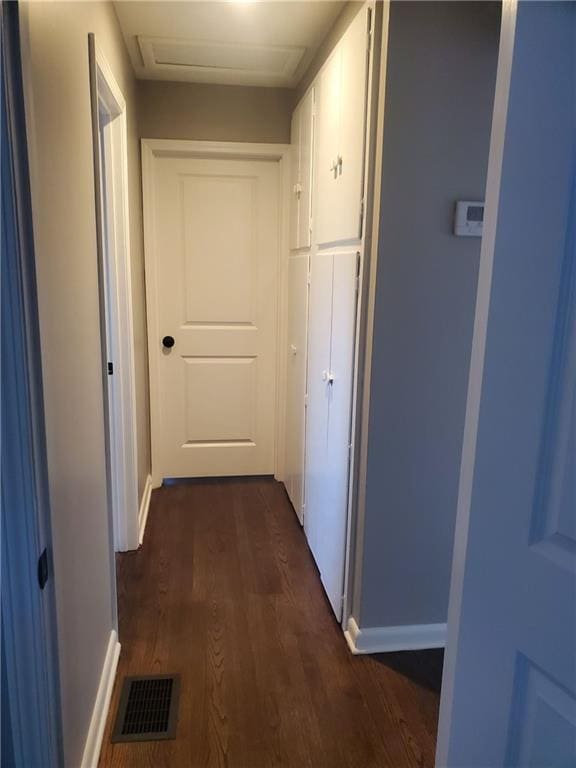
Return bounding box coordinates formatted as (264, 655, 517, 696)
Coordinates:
(316, 6, 369, 246)
(298, 88, 314, 250)
(315, 48, 342, 245)
(290, 87, 315, 251)
(289, 107, 301, 250)
(334, 7, 369, 242)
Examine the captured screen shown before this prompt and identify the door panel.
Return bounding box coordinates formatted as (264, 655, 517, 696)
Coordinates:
(315, 50, 341, 246)
(437, 4, 576, 765)
(305, 250, 359, 619)
(290, 107, 300, 250)
(305, 251, 333, 567)
(298, 88, 314, 250)
(335, 7, 369, 242)
(181, 173, 257, 323)
(321, 251, 359, 618)
(151, 155, 280, 478)
(285, 255, 309, 520)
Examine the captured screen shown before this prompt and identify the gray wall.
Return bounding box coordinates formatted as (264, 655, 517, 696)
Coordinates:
(139, 80, 293, 143)
(357, 1, 500, 628)
(21, 1, 148, 762)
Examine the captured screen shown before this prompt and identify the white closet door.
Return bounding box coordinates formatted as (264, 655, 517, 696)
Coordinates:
(332, 7, 369, 243)
(322, 250, 358, 618)
(305, 251, 334, 569)
(285, 255, 309, 521)
(315, 49, 342, 246)
(298, 88, 314, 250)
(289, 107, 301, 250)
(305, 250, 358, 619)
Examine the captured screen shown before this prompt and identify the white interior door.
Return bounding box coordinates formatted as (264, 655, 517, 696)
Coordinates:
(305, 250, 358, 619)
(285, 255, 309, 520)
(148, 153, 280, 479)
(437, 3, 576, 765)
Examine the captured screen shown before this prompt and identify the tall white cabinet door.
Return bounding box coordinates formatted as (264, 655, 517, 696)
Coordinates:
(305, 250, 359, 619)
(315, 50, 342, 246)
(298, 88, 314, 250)
(321, 251, 358, 618)
(334, 7, 369, 242)
(305, 252, 334, 567)
(285, 255, 309, 521)
(289, 108, 301, 250)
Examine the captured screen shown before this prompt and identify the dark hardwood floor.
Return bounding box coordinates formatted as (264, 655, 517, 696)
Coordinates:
(100, 478, 442, 768)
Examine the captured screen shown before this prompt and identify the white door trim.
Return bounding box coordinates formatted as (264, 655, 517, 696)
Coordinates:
(90, 39, 140, 551)
(342, 0, 390, 629)
(141, 138, 291, 487)
(436, 2, 517, 761)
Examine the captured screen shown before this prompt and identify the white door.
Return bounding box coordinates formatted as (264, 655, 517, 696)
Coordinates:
(315, 49, 341, 246)
(316, 7, 369, 246)
(437, 3, 576, 765)
(148, 154, 280, 479)
(305, 250, 358, 618)
(290, 88, 315, 251)
(285, 255, 309, 520)
(332, 6, 369, 243)
(297, 88, 314, 250)
(290, 107, 301, 250)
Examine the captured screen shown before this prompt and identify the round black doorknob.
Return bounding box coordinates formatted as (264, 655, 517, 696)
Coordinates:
(162, 335, 175, 349)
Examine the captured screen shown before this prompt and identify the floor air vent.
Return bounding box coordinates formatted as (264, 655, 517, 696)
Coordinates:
(112, 675, 180, 742)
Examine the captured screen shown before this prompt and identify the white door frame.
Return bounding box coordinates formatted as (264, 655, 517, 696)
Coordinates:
(89, 38, 139, 552)
(141, 139, 291, 488)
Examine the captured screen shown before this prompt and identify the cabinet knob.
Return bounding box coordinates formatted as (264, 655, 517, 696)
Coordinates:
(322, 369, 335, 385)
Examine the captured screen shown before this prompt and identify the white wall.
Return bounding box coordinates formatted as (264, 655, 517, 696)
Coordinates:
(20, 2, 147, 762)
(356, 1, 500, 629)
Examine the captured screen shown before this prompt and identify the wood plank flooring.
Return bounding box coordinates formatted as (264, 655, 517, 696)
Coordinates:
(99, 478, 442, 768)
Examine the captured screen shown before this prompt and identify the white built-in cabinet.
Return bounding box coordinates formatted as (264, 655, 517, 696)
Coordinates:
(290, 88, 315, 250)
(284, 3, 371, 620)
(316, 7, 369, 245)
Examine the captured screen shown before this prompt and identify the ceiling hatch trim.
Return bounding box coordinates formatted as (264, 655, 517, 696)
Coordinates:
(137, 36, 306, 82)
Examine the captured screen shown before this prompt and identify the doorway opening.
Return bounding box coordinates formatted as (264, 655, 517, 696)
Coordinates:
(89, 37, 140, 553)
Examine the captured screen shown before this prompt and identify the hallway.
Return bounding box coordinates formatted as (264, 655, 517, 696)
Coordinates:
(99, 479, 442, 768)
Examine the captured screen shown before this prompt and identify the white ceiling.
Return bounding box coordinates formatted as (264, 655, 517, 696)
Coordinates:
(114, 1, 345, 88)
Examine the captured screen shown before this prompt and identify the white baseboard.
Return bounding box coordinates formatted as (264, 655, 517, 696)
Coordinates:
(344, 616, 446, 655)
(138, 474, 153, 545)
(80, 630, 120, 768)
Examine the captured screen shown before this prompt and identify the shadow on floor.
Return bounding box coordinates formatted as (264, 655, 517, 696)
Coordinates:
(371, 649, 444, 693)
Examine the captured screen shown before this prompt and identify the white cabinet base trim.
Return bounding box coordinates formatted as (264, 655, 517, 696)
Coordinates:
(344, 616, 446, 654)
(138, 474, 153, 546)
(80, 630, 120, 768)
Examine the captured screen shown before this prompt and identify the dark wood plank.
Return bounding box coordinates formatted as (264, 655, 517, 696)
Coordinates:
(99, 478, 442, 768)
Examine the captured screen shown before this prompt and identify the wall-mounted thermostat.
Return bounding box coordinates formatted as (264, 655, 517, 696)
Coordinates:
(454, 201, 484, 237)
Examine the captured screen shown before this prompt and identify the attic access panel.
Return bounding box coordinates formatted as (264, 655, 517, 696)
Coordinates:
(138, 36, 305, 84)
